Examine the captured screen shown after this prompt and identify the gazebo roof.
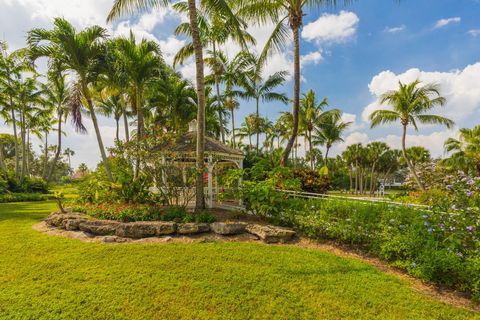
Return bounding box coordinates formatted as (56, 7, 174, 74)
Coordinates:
(153, 131, 244, 159)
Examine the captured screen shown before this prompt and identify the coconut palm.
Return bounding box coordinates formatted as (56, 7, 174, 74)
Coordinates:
(63, 148, 75, 175)
(234, 53, 289, 152)
(43, 67, 73, 182)
(239, 0, 353, 165)
(365, 142, 389, 194)
(313, 112, 351, 166)
(369, 80, 454, 191)
(108, 0, 243, 210)
(443, 125, 480, 175)
(0, 43, 32, 178)
(28, 18, 113, 181)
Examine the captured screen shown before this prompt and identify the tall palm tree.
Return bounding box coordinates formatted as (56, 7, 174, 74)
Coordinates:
(0, 43, 32, 179)
(108, 0, 244, 211)
(43, 68, 73, 182)
(365, 141, 389, 194)
(369, 80, 454, 191)
(299, 89, 339, 169)
(63, 148, 75, 175)
(443, 125, 480, 175)
(234, 53, 289, 152)
(239, 0, 352, 165)
(97, 95, 123, 142)
(313, 112, 351, 166)
(28, 18, 113, 181)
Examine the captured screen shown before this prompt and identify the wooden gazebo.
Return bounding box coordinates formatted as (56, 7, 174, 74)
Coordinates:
(153, 121, 244, 208)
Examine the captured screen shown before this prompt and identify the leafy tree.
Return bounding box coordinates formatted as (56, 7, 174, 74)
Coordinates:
(443, 125, 480, 175)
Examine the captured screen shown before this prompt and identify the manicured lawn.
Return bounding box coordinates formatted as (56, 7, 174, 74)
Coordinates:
(0, 201, 478, 320)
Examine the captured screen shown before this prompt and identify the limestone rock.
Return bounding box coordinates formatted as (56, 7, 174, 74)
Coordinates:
(210, 222, 247, 235)
(246, 224, 295, 243)
(116, 221, 176, 238)
(78, 220, 119, 236)
(45, 213, 85, 228)
(102, 236, 127, 243)
(177, 223, 210, 235)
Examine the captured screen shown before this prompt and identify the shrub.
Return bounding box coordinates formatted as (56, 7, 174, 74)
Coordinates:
(293, 167, 331, 193)
(0, 193, 50, 203)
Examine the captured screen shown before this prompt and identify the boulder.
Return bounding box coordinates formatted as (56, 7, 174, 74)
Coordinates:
(65, 219, 86, 231)
(246, 224, 296, 243)
(102, 236, 128, 243)
(210, 222, 247, 235)
(78, 220, 119, 236)
(116, 221, 176, 239)
(177, 223, 210, 235)
(45, 213, 85, 228)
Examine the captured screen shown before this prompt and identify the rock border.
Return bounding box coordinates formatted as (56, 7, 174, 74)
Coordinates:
(44, 212, 296, 244)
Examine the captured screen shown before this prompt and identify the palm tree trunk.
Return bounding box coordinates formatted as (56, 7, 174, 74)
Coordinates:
(231, 105, 236, 148)
(401, 124, 425, 191)
(0, 140, 6, 171)
(355, 161, 359, 194)
(324, 145, 330, 166)
(369, 162, 376, 195)
(83, 83, 113, 182)
(20, 111, 27, 183)
(281, 24, 300, 166)
(188, 0, 206, 211)
(42, 132, 49, 179)
(10, 105, 19, 179)
(348, 167, 352, 193)
(212, 41, 225, 143)
(120, 94, 129, 142)
(256, 97, 260, 153)
(308, 131, 314, 169)
(115, 117, 119, 142)
(47, 110, 63, 181)
(135, 87, 144, 178)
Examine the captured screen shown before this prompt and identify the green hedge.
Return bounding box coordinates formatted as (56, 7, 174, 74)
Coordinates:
(267, 197, 480, 300)
(0, 193, 51, 203)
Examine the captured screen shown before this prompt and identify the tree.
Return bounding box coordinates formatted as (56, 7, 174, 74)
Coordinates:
(28, 18, 113, 181)
(240, 0, 352, 165)
(108, 0, 244, 211)
(234, 53, 289, 152)
(369, 80, 454, 191)
(365, 142, 389, 194)
(313, 112, 351, 166)
(63, 148, 75, 175)
(443, 125, 480, 175)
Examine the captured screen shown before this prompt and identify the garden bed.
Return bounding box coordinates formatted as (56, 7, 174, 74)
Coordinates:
(41, 210, 296, 244)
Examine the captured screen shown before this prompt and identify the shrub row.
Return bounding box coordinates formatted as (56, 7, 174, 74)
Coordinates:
(273, 197, 480, 300)
(71, 203, 216, 224)
(0, 193, 51, 203)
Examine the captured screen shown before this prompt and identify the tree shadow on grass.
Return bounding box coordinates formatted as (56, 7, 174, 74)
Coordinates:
(0, 201, 53, 222)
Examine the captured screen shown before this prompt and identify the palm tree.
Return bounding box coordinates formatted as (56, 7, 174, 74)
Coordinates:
(63, 148, 75, 175)
(0, 43, 32, 179)
(299, 90, 338, 169)
(234, 53, 289, 152)
(240, 0, 352, 165)
(405, 146, 431, 169)
(313, 112, 351, 166)
(97, 95, 123, 142)
(43, 68, 73, 182)
(369, 80, 454, 191)
(365, 142, 389, 194)
(28, 18, 113, 181)
(443, 125, 480, 175)
(108, 0, 244, 211)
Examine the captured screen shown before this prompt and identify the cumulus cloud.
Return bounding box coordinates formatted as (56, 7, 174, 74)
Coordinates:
(434, 17, 461, 29)
(302, 11, 359, 44)
(384, 25, 406, 33)
(301, 51, 323, 66)
(468, 29, 480, 37)
(361, 63, 480, 123)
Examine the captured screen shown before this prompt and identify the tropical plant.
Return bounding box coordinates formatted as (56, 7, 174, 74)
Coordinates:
(443, 125, 480, 175)
(369, 80, 454, 191)
(313, 112, 351, 165)
(28, 18, 113, 181)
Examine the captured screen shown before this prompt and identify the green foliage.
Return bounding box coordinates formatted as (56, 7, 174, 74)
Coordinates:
(293, 167, 331, 193)
(0, 170, 49, 194)
(0, 192, 50, 203)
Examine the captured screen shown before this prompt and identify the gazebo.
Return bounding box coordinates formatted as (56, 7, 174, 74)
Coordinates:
(153, 121, 244, 209)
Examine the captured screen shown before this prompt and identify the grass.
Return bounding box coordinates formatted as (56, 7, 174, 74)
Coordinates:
(0, 201, 478, 319)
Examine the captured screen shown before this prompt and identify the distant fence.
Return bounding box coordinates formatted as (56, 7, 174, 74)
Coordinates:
(277, 189, 431, 210)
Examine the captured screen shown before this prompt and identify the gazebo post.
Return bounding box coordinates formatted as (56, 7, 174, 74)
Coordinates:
(207, 155, 214, 209)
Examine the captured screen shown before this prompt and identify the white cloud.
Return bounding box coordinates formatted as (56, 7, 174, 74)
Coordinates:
(434, 17, 461, 29)
(468, 29, 480, 37)
(302, 11, 359, 44)
(361, 63, 480, 123)
(384, 25, 406, 33)
(341, 113, 365, 132)
(301, 51, 323, 66)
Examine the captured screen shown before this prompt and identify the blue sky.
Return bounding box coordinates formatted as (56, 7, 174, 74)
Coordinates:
(1, 0, 480, 168)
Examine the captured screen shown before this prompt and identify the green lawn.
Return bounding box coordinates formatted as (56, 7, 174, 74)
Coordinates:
(0, 201, 478, 320)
